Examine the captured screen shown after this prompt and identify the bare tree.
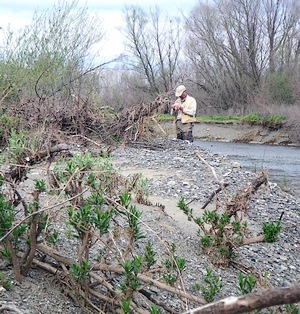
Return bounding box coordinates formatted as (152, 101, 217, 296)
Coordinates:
(185, 0, 300, 111)
(121, 5, 183, 98)
(263, 0, 300, 72)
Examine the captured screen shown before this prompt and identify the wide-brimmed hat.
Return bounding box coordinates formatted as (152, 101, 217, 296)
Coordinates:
(175, 85, 186, 97)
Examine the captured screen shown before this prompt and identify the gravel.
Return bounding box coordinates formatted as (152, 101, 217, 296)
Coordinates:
(1, 138, 299, 313)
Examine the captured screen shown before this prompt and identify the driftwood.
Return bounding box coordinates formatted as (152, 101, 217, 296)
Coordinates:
(27, 243, 207, 311)
(196, 152, 268, 214)
(101, 97, 170, 142)
(182, 285, 300, 314)
(225, 172, 268, 217)
(201, 183, 229, 209)
(1, 142, 113, 184)
(196, 152, 230, 209)
(1, 144, 71, 183)
(0, 304, 24, 314)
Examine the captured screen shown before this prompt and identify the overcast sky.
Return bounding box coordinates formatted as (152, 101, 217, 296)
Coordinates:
(0, 0, 197, 60)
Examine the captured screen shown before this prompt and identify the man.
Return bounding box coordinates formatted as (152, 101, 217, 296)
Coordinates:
(171, 85, 197, 142)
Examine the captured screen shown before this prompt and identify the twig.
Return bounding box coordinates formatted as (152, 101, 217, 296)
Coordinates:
(92, 263, 207, 305)
(151, 116, 167, 135)
(0, 189, 88, 242)
(201, 183, 229, 209)
(0, 304, 24, 314)
(195, 152, 222, 184)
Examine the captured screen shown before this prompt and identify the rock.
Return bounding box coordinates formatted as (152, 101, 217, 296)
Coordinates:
(1, 138, 299, 313)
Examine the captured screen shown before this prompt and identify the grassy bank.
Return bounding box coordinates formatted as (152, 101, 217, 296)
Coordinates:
(158, 113, 286, 127)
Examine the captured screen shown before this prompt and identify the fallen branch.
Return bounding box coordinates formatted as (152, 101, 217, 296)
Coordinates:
(182, 284, 300, 314)
(241, 235, 265, 246)
(92, 263, 207, 305)
(35, 242, 207, 306)
(195, 152, 223, 186)
(226, 172, 268, 217)
(0, 304, 24, 314)
(201, 182, 229, 209)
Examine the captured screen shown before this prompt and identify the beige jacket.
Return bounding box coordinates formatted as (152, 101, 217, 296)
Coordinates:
(174, 95, 197, 123)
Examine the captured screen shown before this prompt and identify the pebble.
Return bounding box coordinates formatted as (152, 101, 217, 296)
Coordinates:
(1, 138, 299, 313)
(112, 138, 300, 306)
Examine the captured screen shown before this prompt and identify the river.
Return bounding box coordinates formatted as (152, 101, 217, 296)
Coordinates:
(195, 140, 300, 195)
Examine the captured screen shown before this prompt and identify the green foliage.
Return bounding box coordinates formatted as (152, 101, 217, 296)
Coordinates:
(237, 273, 256, 294)
(269, 72, 296, 104)
(120, 298, 132, 314)
(0, 0, 105, 100)
(120, 257, 142, 294)
(200, 235, 212, 247)
(46, 229, 60, 245)
(241, 114, 261, 123)
(173, 255, 186, 273)
(284, 304, 299, 314)
(149, 305, 160, 314)
(262, 221, 281, 243)
(54, 152, 118, 196)
(177, 197, 193, 221)
(0, 192, 27, 251)
(34, 179, 46, 193)
(11, 224, 27, 247)
(0, 247, 11, 261)
(178, 198, 248, 265)
(0, 112, 18, 145)
(0, 180, 27, 255)
(196, 115, 240, 122)
(264, 115, 286, 124)
(70, 260, 90, 283)
(136, 173, 149, 200)
(144, 242, 156, 269)
(0, 272, 12, 290)
(93, 207, 111, 236)
(0, 194, 14, 238)
(219, 245, 237, 260)
(157, 114, 174, 121)
(7, 130, 29, 161)
(163, 243, 186, 285)
(120, 191, 145, 242)
(158, 113, 286, 128)
(68, 204, 94, 236)
(1, 129, 42, 163)
(159, 114, 241, 123)
(200, 268, 224, 302)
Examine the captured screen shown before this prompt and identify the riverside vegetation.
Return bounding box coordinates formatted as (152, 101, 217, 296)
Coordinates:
(1, 0, 300, 312)
(0, 128, 299, 313)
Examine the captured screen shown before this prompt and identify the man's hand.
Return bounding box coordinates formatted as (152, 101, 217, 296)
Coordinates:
(171, 103, 182, 111)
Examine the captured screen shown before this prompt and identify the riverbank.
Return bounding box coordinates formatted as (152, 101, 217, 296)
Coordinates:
(1, 139, 299, 313)
(160, 121, 300, 146)
(112, 139, 300, 311)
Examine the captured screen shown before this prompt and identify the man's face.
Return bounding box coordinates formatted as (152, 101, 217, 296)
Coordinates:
(180, 91, 187, 100)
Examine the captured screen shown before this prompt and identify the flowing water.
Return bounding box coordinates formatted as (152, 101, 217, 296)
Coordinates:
(195, 140, 300, 195)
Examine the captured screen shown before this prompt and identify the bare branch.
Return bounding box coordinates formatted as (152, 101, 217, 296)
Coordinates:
(183, 284, 300, 314)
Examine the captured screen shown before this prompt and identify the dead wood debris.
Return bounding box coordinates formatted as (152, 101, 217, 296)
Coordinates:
(99, 96, 171, 143)
(183, 284, 300, 314)
(225, 171, 268, 217)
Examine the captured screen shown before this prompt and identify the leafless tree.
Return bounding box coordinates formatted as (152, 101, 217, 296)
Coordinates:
(185, 0, 300, 111)
(121, 5, 183, 99)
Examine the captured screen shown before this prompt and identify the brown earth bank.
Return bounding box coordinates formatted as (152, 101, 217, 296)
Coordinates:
(160, 121, 300, 146)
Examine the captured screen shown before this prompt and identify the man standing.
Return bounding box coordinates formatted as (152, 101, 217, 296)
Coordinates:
(171, 85, 197, 142)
